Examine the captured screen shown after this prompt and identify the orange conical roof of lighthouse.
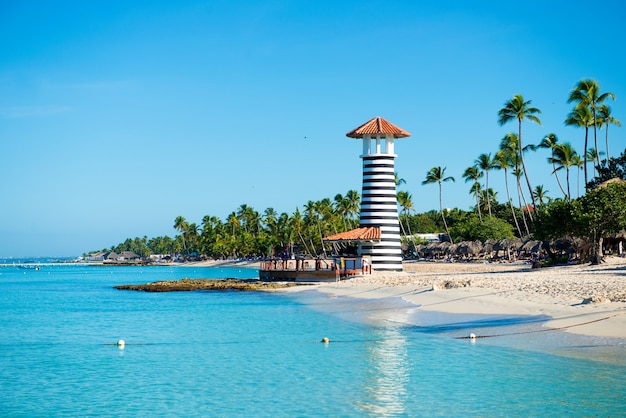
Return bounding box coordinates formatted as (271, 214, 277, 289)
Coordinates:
(346, 116, 411, 138)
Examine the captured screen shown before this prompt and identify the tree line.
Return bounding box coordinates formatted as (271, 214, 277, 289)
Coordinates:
(92, 79, 625, 263)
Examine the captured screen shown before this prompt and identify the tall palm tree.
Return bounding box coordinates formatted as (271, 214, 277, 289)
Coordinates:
(185, 223, 199, 254)
(397, 190, 415, 237)
(499, 132, 532, 229)
(572, 153, 583, 198)
(568, 79, 615, 167)
(226, 212, 239, 238)
(597, 104, 622, 160)
(422, 166, 455, 241)
(511, 166, 532, 236)
(344, 190, 360, 225)
(310, 198, 333, 257)
(550, 143, 579, 202)
(303, 200, 321, 256)
(565, 105, 594, 187)
(498, 94, 542, 213)
(462, 166, 483, 220)
(334, 190, 360, 231)
(475, 153, 495, 217)
(537, 133, 567, 199)
(289, 208, 312, 256)
(173, 215, 189, 254)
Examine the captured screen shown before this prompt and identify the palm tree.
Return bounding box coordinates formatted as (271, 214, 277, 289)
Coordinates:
(499, 132, 532, 231)
(568, 79, 615, 167)
(344, 189, 360, 226)
(597, 104, 622, 160)
(289, 208, 313, 256)
(537, 133, 567, 199)
(236, 204, 259, 234)
(533, 185, 550, 208)
(475, 153, 495, 217)
(565, 105, 594, 187)
(550, 143, 579, 202)
(512, 166, 532, 236)
(478, 188, 497, 215)
(334, 190, 360, 232)
(586, 148, 605, 179)
(226, 212, 239, 238)
(397, 190, 414, 237)
(394, 172, 406, 187)
(498, 94, 542, 213)
(462, 166, 483, 220)
(572, 153, 583, 198)
(422, 166, 455, 241)
(173, 216, 189, 254)
(185, 223, 199, 254)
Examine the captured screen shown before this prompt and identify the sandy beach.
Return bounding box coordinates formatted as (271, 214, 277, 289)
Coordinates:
(307, 257, 626, 340)
(182, 257, 626, 340)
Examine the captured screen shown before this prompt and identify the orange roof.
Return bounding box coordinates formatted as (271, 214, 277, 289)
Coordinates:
(323, 227, 381, 242)
(346, 117, 411, 138)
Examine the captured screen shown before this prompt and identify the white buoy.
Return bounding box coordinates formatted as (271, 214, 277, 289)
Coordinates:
(117, 339, 126, 348)
(321, 337, 330, 343)
(469, 333, 476, 340)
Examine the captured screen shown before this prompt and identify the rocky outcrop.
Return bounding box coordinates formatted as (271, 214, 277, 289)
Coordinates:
(114, 278, 304, 292)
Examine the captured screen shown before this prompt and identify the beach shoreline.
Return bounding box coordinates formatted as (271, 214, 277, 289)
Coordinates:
(78, 256, 626, 340)
(277, 256, 626, 341)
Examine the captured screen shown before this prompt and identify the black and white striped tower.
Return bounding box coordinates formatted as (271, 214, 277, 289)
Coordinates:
(346, 117, 411, 272)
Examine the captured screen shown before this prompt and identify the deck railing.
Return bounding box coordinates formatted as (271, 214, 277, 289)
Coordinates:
(260, 257, 371, 276)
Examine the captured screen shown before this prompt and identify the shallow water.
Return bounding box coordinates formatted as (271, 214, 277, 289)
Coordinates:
(1, 264, 624, 416)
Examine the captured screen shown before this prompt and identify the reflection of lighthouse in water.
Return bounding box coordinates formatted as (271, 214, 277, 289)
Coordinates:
(346, 117, 411, 272)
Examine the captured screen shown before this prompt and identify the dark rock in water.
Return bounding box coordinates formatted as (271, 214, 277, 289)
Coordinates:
(114, 278, 304, 292)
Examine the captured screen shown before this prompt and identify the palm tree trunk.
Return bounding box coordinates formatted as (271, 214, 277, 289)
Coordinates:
(399, 214, 407, 236)
(298, 232, 311, 256)
(593, 107, 600, 167)
(517, 180, 530, 237)
(551, 156, 568, 199)
(606, 124, 610, 160)
(566, 167, 571, 202)
(439, 182, 451, 241)
(317, 220, 327, 257)
(518, 119, 537, 214)
(504, 169, 522, 237)
(583, 126, 589, 190)
(485, 171, 492, 218)
(309, 238, 318, 257)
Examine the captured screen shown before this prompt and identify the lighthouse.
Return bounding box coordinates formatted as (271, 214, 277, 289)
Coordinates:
(346, 117, 411, 272)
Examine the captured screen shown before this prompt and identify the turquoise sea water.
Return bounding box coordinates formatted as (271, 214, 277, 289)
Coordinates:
(1, 263, 625, 417)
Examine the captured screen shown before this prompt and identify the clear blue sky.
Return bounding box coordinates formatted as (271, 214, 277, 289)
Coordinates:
(1, 0, 625, 257)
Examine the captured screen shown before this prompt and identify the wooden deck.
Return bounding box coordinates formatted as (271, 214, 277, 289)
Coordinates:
(259, 256, 371, 282)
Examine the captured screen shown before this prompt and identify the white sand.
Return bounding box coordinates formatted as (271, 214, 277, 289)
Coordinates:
(289, 257, 626, 339)
(183, 256, 626, 339)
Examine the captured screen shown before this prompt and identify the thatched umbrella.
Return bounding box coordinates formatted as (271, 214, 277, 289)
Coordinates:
(482, 239, 496, 258)
(496, 237, 522, 260)
(455, 241, 482, 259)
(521, 240, 543, 254)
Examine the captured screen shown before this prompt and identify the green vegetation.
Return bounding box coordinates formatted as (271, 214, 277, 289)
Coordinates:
(91, 79, 624, 264)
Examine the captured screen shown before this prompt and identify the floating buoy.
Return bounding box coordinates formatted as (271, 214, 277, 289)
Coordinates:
(469, 333, 476, 340)
(117, 339, 126, 348)
(321, 337, 330, 343)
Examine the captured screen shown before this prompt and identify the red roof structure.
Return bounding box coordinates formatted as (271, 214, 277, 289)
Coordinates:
(323, 227, 381, 243)
(346, 116, 411, 138)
